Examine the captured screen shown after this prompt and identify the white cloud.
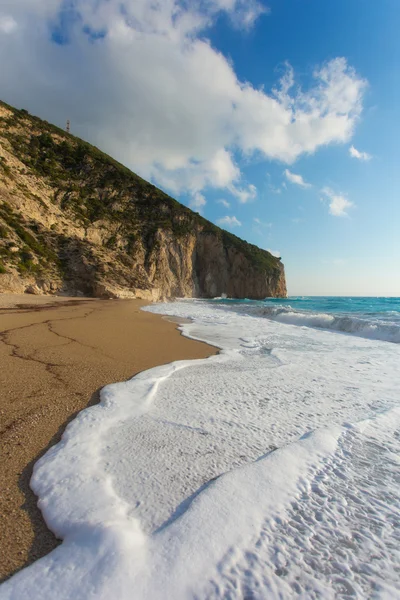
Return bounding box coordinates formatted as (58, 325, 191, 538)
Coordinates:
(254, 217, 272, 227)
(284, 169, 312, 188)
(216, 215, 242, 227)
(321, 187, 354, 217)
(329, 196, 353, 217)
(0, 15, 17, 33)
(229, 183, 257, 203)
(349, 145, 371, 161)
(267, 248, 281, 258)
(0, 3, 367, 200)
(189, 192, 206, 211)
(217, 199, 230, 208)
(235, 57, 366, 163)
(223, 0, 269, 30)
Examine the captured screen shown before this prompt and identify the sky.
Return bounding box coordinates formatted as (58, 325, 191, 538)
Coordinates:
(0, 0, 399, 296)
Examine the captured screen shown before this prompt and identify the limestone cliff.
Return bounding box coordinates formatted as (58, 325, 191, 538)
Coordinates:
(0, 101, 287, 300)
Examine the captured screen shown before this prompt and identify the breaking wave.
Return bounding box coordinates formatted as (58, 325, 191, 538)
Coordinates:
(230, 304, 400, 343)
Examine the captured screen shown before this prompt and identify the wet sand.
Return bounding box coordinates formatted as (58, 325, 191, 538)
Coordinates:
(0, 296, 217, 582)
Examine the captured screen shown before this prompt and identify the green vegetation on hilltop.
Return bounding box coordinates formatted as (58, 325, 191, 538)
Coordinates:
(0, 200, 60, 275)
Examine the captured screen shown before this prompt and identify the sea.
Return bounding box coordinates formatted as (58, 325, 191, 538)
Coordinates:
(1, 296, 399, 600)
(209, 295, 400, 344)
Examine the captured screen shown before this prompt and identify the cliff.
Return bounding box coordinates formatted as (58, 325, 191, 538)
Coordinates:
(0, 101, 287, 300)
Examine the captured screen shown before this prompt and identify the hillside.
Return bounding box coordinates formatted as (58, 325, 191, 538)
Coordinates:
(0, 100, 287, 300)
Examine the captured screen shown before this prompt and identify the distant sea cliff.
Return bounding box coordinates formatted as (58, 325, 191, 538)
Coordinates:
(0, 100, 287, 300)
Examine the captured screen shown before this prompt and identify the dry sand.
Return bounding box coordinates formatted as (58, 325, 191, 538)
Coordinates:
(0, 296, 217, 582)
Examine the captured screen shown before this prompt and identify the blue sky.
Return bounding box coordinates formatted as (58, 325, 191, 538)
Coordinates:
(0, 0, 398, 295)
(200, 0, 399, 296)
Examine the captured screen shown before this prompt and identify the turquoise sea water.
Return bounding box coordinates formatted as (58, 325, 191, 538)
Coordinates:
(211, 296, 400, 343)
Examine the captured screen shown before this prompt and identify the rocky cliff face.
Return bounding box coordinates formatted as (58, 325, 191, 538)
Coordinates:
(0, 101, 287, 300)
(194, 233, 286, 299)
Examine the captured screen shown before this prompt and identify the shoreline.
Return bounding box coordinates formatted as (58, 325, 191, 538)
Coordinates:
(0, 295, 217, 582)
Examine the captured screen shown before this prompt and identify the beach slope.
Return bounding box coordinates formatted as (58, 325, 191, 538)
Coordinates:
(0, 296, 216, 581)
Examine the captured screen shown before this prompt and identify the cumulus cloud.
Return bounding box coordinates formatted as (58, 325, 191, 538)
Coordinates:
(224, 0, 269, 30)
(0, 15, 17, 33)
(0, 1, 367, 200)
(189, 192, 206, 211)
(284, 169, 312, 188)
(216, 215, 242, 227)
(229, 183, 257, 203)
(349, 145, 371, 161)
(217, 199, 231, 208)
(321, 187, 354, 217)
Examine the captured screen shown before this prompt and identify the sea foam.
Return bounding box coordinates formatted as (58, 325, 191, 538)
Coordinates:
(1, 299, 399, 599)
(218, 301, 400, 343)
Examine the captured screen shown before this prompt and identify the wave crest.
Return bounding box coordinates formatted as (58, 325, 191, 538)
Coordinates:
(235, 305, 400, 343)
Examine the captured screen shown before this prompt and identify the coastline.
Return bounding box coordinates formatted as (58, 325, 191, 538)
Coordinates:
(0, 295, 217, 582)
(1, 297, 399, 597)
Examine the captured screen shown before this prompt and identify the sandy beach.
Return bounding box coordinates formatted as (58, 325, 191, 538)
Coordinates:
(0, 295, 217, 582)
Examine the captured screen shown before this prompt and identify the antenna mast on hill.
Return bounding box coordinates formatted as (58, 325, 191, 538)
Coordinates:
(66, 119, 70, 134)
